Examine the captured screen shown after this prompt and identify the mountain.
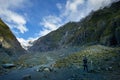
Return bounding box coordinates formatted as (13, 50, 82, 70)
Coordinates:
(0, 1, 120, 80)
(0, 19, 26, 64)
(29, 1, 120, 52)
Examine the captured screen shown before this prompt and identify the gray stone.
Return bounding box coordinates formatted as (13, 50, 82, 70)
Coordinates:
(108, 67, 112, 71)
(2, 63, 15, 69)
(44, 67, 50, 72)
(36, 66, 52, 72)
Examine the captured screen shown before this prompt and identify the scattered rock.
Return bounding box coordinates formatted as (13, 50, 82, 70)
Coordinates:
(44, 67, 51, 72)
(108, 67, 112, 71)
(105, 66, 113, 71)
(36, 68, 40, 72)
(2, 63, 15, 69)
(36, 66, 53, 72)
(17, 66, 22, 70)
(22, 74, 31, 80)
(36, 66, 44, 72)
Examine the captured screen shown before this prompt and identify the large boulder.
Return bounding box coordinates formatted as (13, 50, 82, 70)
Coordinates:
(2, 63, 15, 69)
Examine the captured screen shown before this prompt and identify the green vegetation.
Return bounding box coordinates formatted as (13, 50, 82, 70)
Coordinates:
(54, 45, 120, 70)
(0, 19, 15, 40)
(0, 19, 25, 54)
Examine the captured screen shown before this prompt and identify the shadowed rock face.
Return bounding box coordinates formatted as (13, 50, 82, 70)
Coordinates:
(29, 1, 120, 52)
(0, 19, 27, 67)
(0, 19, 26, 56)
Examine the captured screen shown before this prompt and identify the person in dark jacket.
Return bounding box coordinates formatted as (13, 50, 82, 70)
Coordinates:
(83, 56, 88, 72)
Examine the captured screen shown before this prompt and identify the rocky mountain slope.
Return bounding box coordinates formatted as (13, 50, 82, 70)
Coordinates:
(0, 19, 26, 65)
(29, 1, 120, 52)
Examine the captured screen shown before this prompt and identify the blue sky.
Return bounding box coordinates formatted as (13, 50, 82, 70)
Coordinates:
(0, 0, 117, 49)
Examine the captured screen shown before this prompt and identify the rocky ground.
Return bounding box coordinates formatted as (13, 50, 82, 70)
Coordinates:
(0, 45, 120, 80)
(0, 64, 120, 80)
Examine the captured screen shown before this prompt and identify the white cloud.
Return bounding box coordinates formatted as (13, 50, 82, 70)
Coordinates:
(39, 0, 118, 37)
(87, 0, 117, 10)
(0, 0, 28, 34)
(66, 0, 84, 11)
(56, 3, 62, 10)
(61, 0, 117, 21)
(64, 0, 84, 16)
(38, 29, 51, 37)
(39, 15, 62, 36)
(0, 0, 25, 9)
(61, 0, 85, 21)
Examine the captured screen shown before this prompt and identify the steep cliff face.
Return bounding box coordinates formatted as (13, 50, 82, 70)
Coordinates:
(29, 1, 120, 52)
(0, 19, 26, 56)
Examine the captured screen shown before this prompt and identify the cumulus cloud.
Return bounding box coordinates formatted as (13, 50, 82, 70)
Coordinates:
(38, 29, 51, 37)
(62, 0, 85, 21)
(61, 0, 118, 21)
(0, 0, 25, 9)
(0, 0, 28, 33)
(39, 15, 62, 36)
(39, 0, 118, 36)
(87, 0, 119, 10)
